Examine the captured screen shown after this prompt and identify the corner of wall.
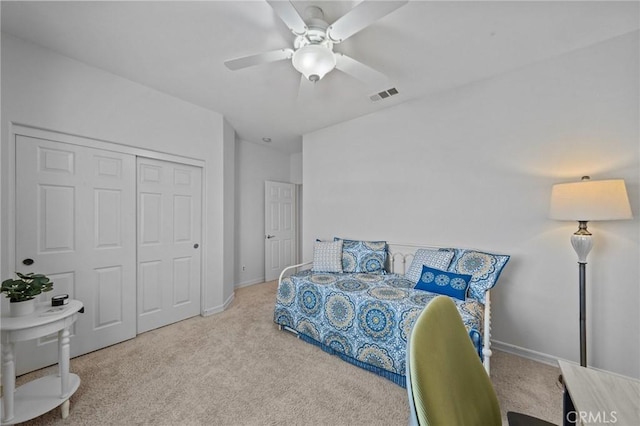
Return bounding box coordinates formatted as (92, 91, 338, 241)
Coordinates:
(222, 119, 236, 303)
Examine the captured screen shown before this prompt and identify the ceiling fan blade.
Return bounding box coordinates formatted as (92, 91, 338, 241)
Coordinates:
(266, 0, 308, 36)
(327, 0, 408, 43)
(224, 48, 294, 71)
(334, 53, 389, 90)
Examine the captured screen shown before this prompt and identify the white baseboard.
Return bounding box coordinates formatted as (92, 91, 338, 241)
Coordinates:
(493, 340, 640, 381)
(235, 277, 265, 289)
(223, 292, 235, 310)
(202, 291, 235, 317)
(491, 340, 560, 367)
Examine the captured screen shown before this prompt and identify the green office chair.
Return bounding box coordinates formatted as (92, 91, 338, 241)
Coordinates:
(406, 296, 555, 426)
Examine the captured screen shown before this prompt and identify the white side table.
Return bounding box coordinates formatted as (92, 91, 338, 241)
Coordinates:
(1, 300, 83, 425)
(559, 359, 640, 426)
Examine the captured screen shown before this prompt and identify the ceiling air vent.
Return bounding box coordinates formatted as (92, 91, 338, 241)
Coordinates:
(369, 87, 399, 102)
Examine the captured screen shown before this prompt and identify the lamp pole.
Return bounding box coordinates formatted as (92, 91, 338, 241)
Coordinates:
(571, 220, 592, 368)
(578, 260, 587, 367)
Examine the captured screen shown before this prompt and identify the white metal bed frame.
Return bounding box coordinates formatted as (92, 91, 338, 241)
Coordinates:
(277, 242, 493, 375)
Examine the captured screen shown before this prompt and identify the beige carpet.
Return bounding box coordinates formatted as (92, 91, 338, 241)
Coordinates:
(17, 281, 562, 425)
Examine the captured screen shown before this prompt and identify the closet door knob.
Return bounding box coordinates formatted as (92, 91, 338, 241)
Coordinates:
(22, 258, 34, 266)
(193, 243, 199, 249)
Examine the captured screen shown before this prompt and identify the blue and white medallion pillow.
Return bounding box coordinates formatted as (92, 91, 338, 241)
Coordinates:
(415, 265, 472, 301)
(404, 248, 455, 284)
(312, 240, 343, 273)
(335, 238, 387, 274)
(447, 249, 510, 303)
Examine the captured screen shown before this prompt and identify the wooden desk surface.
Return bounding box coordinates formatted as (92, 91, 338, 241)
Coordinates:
(559, 360, 640, 426)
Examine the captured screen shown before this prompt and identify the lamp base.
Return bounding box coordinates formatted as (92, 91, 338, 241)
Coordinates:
(571, 221, 592, 263)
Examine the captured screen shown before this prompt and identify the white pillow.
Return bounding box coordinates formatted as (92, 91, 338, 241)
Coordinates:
(405, 249, 455, 283)
(312, 240, 343, 273)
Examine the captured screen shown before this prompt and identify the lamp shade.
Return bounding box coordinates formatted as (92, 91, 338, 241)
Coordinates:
(292, 44, 336, 82)
(549, 179, 633, 221)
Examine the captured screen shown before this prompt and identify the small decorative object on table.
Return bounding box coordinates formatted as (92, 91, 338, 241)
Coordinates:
(1, 272, 54, 317)
(51, 294, 69, 306)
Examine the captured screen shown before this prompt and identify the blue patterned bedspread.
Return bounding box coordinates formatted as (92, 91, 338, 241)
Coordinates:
(273, 270, 485, 387)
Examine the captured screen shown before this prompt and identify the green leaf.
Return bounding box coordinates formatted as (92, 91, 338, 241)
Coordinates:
(1, 272, 54, 300)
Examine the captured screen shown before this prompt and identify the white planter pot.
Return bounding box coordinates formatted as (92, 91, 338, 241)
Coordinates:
(10, 298, 36, 317)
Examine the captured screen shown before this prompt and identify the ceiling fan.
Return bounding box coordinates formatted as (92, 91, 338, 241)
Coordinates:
(224, 0, 408, 91)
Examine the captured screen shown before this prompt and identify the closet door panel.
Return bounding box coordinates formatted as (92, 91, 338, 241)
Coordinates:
(14, 136, 136, 374)
(137, 157, 202, 333)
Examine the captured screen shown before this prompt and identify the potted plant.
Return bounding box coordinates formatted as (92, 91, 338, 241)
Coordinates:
(1, 272, 54, 317)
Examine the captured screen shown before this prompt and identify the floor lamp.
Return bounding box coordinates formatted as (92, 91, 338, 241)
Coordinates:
(549, 176, 632, 367)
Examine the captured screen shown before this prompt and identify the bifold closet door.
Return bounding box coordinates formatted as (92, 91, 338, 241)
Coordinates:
(15, 136, 137, 374)
(137, 158, 202, 333)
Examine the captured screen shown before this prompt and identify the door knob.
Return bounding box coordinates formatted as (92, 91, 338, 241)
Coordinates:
(22, 258, 34, 266)
(266, 235, 275, 239)
(193, 243, 199, 249)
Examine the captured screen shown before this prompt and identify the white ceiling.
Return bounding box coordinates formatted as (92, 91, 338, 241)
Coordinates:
(2, 1, 638, 154)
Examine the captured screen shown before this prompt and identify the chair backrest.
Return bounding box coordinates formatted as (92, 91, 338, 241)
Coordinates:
(406, 296, 502, 426)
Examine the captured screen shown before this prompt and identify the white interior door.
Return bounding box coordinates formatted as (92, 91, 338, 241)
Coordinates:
(137, 158, 202, 333)
(14, 136, 137, 374)
(264, 181, 296, 282)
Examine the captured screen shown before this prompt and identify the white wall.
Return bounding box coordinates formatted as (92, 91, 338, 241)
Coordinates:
(290, 152, 303, 184)
(290, 152, 304, 263)
(234, 140, 292, 287)
(303, 32, 639, 378)
(1, 34, 235, 314)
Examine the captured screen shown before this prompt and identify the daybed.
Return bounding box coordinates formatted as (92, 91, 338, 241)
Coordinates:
(273, 240, 509, 388)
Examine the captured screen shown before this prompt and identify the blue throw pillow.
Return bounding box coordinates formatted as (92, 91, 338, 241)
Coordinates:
(335, 238, 387, 274)
(415, 265, 472, 301)
(447, 249, 510, 303)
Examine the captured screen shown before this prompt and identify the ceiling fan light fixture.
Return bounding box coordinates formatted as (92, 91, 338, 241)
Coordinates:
(292, 44, 336, 82)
